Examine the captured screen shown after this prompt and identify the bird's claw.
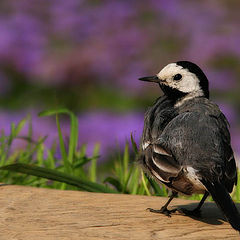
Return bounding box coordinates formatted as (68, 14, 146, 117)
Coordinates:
(147, 207, 177, 217)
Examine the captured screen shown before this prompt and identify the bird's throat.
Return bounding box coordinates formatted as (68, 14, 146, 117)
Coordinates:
(159, 84, 187, 103)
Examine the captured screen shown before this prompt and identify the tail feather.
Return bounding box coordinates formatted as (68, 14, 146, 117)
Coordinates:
(202, 179, 240, 231)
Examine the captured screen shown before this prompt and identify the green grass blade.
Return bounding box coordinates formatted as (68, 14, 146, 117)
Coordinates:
(27, 115, 33, 151)
(4, 117, 27, 160)
(55, 114, 70, 173)
(39, 109, 78, 165)
(123, 143, 129, 183)
(141, 171, 151, 196)
(15, 117, 27, 136)
(145, 174, 162, 195)
(36, 142, 44, 166)
(45, 149, 56, 169)
(122, 163, 134, 193)
(129, 167, 140, 195)
(89, 143, 100, 182)
(130, 133, 138, 154)
(0, 132, 7, 166)
(70, 111, 78, 163)
(235, 168, 240, 202)
(8, 123, 16, 146)
(0, 163, 118, 193)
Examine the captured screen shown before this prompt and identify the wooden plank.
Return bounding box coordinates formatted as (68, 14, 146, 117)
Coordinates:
(0, 185, 238, 239)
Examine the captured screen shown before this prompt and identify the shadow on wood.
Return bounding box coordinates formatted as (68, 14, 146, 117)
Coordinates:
(0, 185, 239, 240)
(177, 202, 226, 225)
(176, 201, 240, 227)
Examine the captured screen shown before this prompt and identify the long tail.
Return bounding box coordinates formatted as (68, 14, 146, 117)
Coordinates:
(201, 179, 240, 231)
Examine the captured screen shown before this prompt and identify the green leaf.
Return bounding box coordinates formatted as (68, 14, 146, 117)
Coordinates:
(56, 114, 70, 173)
(129, 167, 140, 195)
(0, 163, 118, 193)
(141, 171, 151, 196)
(147, 176, 162, 195)
(36, 142, 44, 166)
(130, 133, 138, 154)
(122, 163, 134, 193)
(39, 109, 78, 163)
(123, 143, 129, 183)
(15, 117, 28, 137)
(27, 115, 33, 151)
(235, 168, 240, 202)
(39, 109, 79, 173)
(73, 156, 92, 168)
(0, 131, 7, 166)
(89, 143, 100, 182)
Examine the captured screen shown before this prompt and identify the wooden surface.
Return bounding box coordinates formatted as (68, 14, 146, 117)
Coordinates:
(0, 185, 239, 240)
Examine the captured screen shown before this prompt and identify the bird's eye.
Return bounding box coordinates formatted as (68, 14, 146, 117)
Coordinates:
(173, 74, 182, 81)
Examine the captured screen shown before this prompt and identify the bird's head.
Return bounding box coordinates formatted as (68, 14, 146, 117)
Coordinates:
(139, 61, 209, 103)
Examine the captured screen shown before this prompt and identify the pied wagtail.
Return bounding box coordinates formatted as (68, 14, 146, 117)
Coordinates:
(138, 61, 240, 232)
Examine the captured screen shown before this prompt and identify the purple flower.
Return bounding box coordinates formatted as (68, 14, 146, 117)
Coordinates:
(0, 0, 239, 92)
(207, 70, 236, 91)
(0, 0, 239, 161)
(0, 109, 144, 160)
(77, 111, 144, 157)
(217, 102, 237, 126)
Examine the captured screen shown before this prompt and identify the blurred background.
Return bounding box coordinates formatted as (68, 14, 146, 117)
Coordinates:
(0, 0, 239, 163)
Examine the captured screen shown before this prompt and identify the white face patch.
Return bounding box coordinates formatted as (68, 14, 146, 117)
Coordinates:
(156, 63, 203, 96)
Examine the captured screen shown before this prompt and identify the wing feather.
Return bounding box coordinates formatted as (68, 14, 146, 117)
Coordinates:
(157, 110, 237, 192)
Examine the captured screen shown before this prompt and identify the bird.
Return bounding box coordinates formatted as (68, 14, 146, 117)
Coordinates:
(138, 61, 240, 232)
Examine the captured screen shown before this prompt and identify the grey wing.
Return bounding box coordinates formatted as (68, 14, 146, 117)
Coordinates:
(157, 111, 237, 193)
(139, 130, 196, 195)
(139, 143, 182, 183)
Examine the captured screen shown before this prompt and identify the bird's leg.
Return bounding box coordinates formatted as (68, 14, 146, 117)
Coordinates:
(147, 191, 178, 217)
(179, 191, 209, 217)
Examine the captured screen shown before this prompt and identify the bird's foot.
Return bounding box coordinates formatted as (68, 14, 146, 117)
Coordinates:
(178, 208, 201, 218)
(147, 206, 177, 217)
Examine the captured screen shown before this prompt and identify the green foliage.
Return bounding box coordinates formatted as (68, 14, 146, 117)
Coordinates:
(0, 109, 239, 203)
(0, 163, 117, 193)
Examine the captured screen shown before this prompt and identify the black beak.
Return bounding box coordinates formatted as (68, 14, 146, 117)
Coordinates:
(138, 75, 159, 83)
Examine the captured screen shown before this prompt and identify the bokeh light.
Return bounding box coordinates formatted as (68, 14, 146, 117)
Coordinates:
(0, 0, 239, 161)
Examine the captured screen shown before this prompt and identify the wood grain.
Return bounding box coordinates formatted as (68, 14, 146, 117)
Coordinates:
(0, 185, 239, 240)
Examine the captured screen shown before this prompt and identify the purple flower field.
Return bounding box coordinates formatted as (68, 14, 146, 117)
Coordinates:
(0, 0, 239, 161)
(0, 107, 239, 161)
